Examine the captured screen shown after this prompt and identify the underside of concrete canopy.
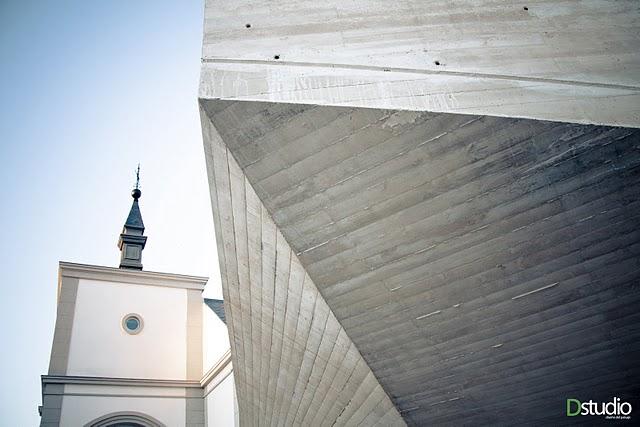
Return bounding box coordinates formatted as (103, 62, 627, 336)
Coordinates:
(200, 101, 407, 427)
(199, 0, 640, 425)
(200, 99, 640, 425)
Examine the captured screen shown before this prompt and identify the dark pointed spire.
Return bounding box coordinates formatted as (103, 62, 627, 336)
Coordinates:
(118, 164, 147, 270)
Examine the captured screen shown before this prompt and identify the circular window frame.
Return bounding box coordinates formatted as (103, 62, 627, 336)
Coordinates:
(122, 313, 144, 335)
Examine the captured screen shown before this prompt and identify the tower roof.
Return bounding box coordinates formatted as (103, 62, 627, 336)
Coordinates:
(204, 298, 226, 324)
(124, 196, 145, 231)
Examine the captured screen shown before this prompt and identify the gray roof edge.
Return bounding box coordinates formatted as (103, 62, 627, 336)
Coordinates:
(204, 298, 226, 324)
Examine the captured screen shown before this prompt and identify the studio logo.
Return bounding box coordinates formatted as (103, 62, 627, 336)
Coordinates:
(566, 397, 632, 420)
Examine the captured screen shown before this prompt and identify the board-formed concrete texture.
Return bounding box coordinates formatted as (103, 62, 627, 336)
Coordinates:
(200, 100, 640, 425)
(199, 1, 640, 425)
(200, 0, 640, 127)
(201, 108, 406, 426)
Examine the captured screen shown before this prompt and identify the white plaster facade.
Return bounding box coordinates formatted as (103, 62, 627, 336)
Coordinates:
(40, 262, 238, 427)
(68, 279, 188, 379)
(60, 391, 187, 427)
(203, 299, 230, 371)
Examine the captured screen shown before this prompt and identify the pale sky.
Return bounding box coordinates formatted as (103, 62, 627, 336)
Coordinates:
(0, 1, 220, 424)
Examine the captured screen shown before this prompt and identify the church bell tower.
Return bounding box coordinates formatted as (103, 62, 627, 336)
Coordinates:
(118, 165, 147, 269)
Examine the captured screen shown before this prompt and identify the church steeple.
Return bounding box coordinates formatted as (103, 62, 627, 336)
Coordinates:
(118, 165, 147, 270)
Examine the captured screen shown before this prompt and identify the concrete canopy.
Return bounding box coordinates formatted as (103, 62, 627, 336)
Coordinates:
(200, 99, 640, 425)
(199, 0, 640, 424)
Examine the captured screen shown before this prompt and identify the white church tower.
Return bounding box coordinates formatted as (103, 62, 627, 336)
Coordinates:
(40, 176, 238, 427)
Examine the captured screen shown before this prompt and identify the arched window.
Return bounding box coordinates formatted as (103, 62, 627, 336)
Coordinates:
(84, 412, 166, 427)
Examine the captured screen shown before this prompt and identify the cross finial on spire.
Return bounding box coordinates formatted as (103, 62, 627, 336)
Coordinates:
(132, 164, 142, 200)
(135, 163, 141, 190)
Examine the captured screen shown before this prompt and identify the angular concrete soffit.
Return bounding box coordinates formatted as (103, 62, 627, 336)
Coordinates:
(199, 100, 406, 426)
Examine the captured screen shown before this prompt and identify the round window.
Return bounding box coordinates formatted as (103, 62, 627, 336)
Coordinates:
(122, 314, 143, 335)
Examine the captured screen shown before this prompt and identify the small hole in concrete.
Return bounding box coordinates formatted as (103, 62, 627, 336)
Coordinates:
(434, 60, 441, 66)
(524, 6, 528, 10)
(274, 55, 280, 60)
(245, 23, 251, 28)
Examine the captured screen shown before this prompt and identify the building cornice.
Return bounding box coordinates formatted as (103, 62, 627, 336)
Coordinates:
(42, 375, 202, 389)
(59, 261, 208, 290)
(42, 349, 233, 392)
(200, 349, 232, 388)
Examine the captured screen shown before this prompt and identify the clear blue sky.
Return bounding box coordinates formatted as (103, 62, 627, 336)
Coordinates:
(0, 1, 219, 424)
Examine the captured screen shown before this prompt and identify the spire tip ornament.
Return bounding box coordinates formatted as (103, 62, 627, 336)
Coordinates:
(132, 164, 141, 200)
